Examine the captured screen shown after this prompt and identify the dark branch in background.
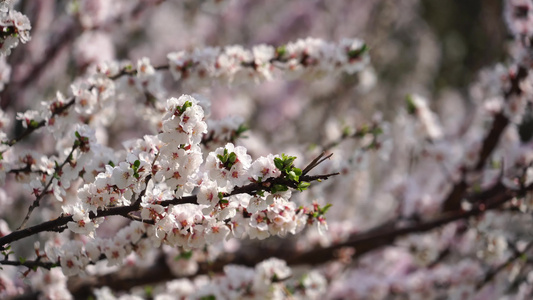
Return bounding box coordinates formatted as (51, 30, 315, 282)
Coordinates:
(10, 20, 78, 100)
(3, 98, 75, 148)
(441, 66, 528, 212)
(0, 14, 78, 109)
(0, 0, 162, 110)
(287, 186, 518, 265)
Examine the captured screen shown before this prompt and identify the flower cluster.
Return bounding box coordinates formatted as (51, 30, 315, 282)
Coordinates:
(7, 95, 327, 277)
(0, 5, 31, 56)
(167, 37, 369, 85)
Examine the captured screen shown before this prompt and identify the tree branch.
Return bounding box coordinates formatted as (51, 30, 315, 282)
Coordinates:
(54, 181, 529, 298)
(0, 259, 56, 270)
(0, 171, 337, 250)
(441, 66, 528, 212)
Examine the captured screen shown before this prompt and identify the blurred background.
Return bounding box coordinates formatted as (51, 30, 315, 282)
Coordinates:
(0, 0, 515, 287)
(0, 0, 518, 298)
(0, 0, 513, 255)
(0, 0, 509, 143)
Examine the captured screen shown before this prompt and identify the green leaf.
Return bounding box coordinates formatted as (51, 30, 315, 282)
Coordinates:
(200, 295, 216, 300)
(293, 168, 302, 176)
(274, 157, 284, 170)
(297, 182, 311, 192)
(175, 250, 193, 261)
(75, 131, 81, 139)
(271, 184, 289, 194)
(372, 127, 383, 136)
(355, 125, 368, 137)
(405, 95, 417, 115)
(342, 126, 351, 137)
(176, 101, 193, 115)
(228, 152, 237, 164)
(276, 45, 286, 57)
(133, 160, 141, 168)
(521, 253, 528, 262)
(287, 170, 299, 182)
(236, 124, 248, 136)
(285, 156, 296, 167)
(347, 44, 368, 58)
(319, 203, 333, 215)
(144, 286, 153, 297)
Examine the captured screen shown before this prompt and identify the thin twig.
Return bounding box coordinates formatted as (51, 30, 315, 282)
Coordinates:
(441, 66, 528, 212)
(302, 151, 327, 175)
(16, 144, 78, 230)
(0, 259, 56, 270)
(476, 240, 533, 290)
(4, 98, 75, 148)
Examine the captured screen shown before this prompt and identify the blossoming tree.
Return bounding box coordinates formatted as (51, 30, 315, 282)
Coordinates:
(1, 0, 533, 299)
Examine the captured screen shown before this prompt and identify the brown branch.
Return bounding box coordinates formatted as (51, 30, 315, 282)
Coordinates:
(302, 151, 332, 176)
(1, 0, 162, 110)
(4, 98, 75, 148)
(0, 170, 336, 250)
(286, 187, 516, 266)
(8, 165, 47, 175)
(441, 66, 528, 212)
(56, 181, 524, 297)
(0, 259, 56, 270)
(16, 21, 79, 90)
